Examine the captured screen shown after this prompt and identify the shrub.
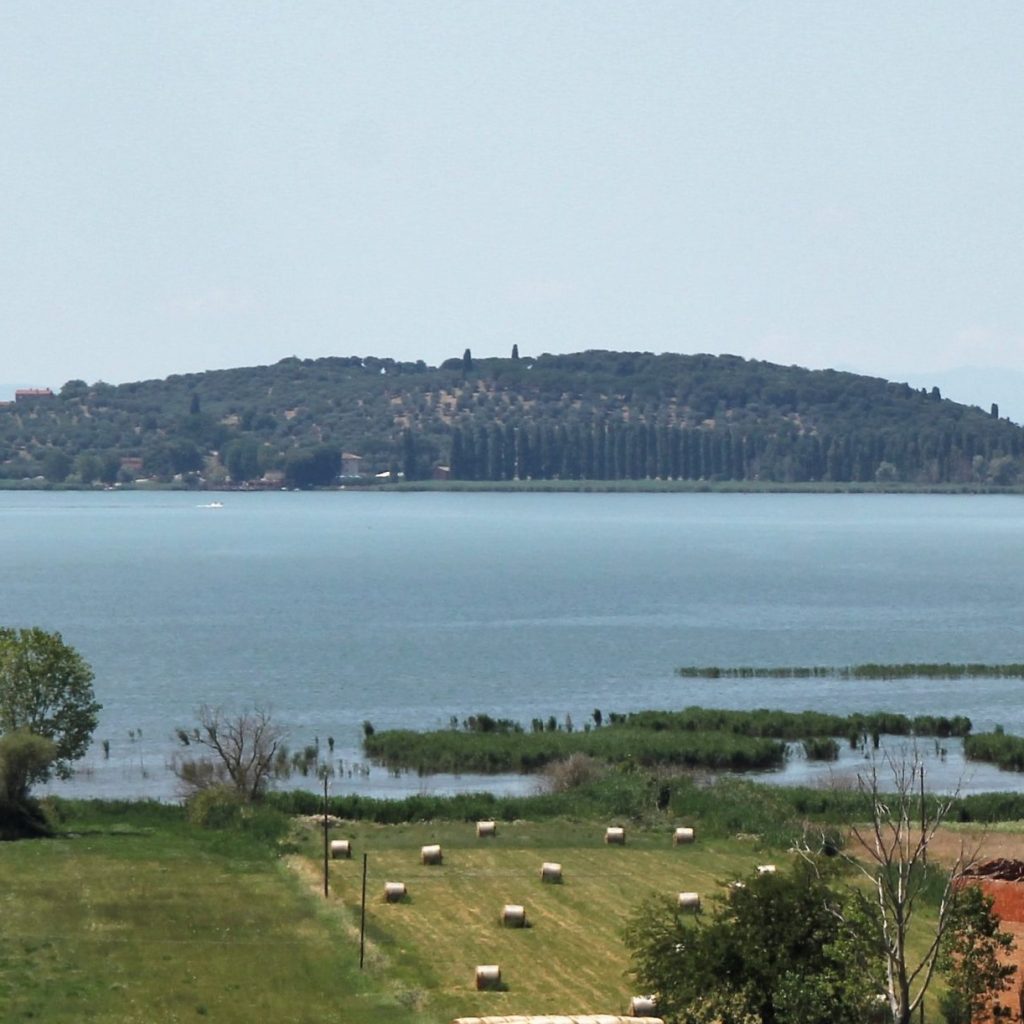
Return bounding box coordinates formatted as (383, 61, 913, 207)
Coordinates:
(186, 785, 243, 829)
(542, 753, 607, 793)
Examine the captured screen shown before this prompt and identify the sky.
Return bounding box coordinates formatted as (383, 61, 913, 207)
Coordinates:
(2, 2, 1023, 414)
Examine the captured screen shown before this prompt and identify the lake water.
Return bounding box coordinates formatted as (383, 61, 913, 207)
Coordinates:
(2, 490, 1023, 799)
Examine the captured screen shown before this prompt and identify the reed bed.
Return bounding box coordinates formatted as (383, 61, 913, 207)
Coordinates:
(963, 731, 1024, 772)
(619, 707, 972, 739)
(362, 727, 787, 774)
(675, 662, 1024, 680)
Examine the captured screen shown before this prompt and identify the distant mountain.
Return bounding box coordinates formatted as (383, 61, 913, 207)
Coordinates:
(2, 350, 1022, 487)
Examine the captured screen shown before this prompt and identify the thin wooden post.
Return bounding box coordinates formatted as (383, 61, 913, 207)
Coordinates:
(359, 853, 368, 968)
(322, 773, 329, 898)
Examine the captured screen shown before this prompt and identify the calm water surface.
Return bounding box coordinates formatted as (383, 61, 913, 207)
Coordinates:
(2, 490, 1023, 798)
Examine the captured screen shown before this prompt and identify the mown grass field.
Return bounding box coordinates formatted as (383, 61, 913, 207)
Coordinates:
(293, 818, 779, 1022)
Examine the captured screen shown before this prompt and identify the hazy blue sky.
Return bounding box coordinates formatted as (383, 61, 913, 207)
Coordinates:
(3, 2, 1023, 403)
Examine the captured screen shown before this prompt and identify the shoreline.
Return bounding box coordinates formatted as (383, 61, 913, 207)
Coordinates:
(4, 478, 1024, 495)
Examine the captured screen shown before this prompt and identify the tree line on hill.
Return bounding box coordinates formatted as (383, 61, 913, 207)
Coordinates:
(2, 349, 1021, 487)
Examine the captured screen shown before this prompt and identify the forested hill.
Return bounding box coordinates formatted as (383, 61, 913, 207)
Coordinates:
(3, 349, 1021, 487)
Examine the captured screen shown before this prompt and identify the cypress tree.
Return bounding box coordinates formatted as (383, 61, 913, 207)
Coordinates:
(450, 427, 465, 479)
(401, 428, 417, 481)
(502, 423, 517, 480)
(593, 422, 607, 480)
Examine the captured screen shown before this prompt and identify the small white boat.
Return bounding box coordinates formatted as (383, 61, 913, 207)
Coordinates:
(197, 501, 224, 509)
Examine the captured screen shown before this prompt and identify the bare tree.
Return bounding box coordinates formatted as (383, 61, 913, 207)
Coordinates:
(173, 705, 285, 802)
(809, 748, 981, 1024)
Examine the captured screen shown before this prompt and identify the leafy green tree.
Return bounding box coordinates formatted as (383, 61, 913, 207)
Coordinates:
(625, 860, 881, 1024)
(937, 883, 1016, 1023)
(0, 628, 100, 781)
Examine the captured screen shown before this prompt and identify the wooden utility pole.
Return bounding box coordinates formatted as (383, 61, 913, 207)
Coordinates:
(322, 772, 329, 898)
(359, 853, 368, 968)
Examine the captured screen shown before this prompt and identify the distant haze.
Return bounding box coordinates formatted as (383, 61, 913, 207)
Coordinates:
(2, 4, 1022, 392)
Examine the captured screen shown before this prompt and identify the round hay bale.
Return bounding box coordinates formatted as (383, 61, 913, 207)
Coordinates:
(757, 863, 777, 876)
(383, 881, 407, 902)
(420, 843, 443, 865)
(630, 994, 659, 1016)
(329, 839, 351, 860)
(501, 903, 526, 927)
(475, 964, 501, 990)
(540, 861, 563, 883)
(605, 826, 626, 845)
(476, 819, 497, 838)
(677, 891, 701, 912)
(673, 826, 695, 845)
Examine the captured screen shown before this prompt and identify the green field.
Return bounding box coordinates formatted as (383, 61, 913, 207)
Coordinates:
(0, 803, 777, 1024)
(0, 803, 406, 1024)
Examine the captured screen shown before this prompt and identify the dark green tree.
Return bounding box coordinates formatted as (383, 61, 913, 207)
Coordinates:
(41, 450, 72, 483)
(74, 452, 103, 484)
(462, 348, 473, 373)
(625, 860, 881, 1024)
(223, 437, 261, 482)
(284, 446, 340, 488)
(511, 343, 520, 361)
